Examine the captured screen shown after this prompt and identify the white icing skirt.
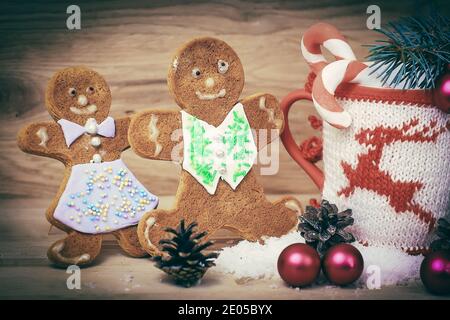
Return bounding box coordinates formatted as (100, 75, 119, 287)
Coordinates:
(53, 159, 158, 234)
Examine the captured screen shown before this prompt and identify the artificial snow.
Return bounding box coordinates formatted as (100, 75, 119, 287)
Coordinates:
(213, 232, 422, 287)
(353, 242, 422, 287)
(214, 232, 304, 280)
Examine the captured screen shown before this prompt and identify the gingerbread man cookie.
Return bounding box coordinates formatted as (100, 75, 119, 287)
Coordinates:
(129, 37, 301, 256)
(17, 66, 159, 267)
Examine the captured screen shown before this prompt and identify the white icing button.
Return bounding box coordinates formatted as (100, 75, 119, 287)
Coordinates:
(219, 167, 227, 175)
(214, 134, 223, 142)
(215, 149, 225, 158)
(92, 154, 102, 163)
(90, 136, 101, 147)
(84, 118, 98, 135)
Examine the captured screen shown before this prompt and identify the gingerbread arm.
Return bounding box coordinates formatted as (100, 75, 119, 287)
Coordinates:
(128, 109, 182, 161)
(113, 116, 132, 152)
(240, 93, 284, 150)
(17, 121, 70, 162)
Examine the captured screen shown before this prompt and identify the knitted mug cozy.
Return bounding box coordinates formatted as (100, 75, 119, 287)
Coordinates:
(281, 23, 450, 254)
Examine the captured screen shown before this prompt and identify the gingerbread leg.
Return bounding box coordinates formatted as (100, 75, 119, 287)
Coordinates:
(138, 209, 182, 256)
(113, 225, 148, 258)
(137, 207, 218, 256)
(225, 196, 301, 241)
(47, 231, 102, 267)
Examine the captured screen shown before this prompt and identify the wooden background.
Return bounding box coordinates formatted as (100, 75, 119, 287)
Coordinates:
(5, 0, 450, 201)
(0, 0, 449, 299)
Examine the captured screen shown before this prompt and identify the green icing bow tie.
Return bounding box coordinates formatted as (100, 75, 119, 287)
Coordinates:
(181, 103, 257, 195)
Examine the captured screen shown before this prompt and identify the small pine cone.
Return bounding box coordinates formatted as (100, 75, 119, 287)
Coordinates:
(299, 200, 355, 256)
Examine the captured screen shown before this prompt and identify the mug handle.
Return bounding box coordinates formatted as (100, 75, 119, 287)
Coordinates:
(280, 89, 325, 191)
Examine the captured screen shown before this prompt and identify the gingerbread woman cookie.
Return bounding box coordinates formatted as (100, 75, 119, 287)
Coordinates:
(129, 37, 301, 256)
(17, 66, 159, 266)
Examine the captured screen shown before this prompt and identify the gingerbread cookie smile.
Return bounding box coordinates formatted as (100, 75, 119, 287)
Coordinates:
(195, 88, 226, 100)
(70, 104, 98, 115)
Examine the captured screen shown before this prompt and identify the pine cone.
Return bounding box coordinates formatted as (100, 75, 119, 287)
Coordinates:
(298, 200, 355, 256)
(430, 218, 450, 252)
(153, 219, 219, 287)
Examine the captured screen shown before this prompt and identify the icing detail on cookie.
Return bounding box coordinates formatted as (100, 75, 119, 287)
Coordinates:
(144, 217, 156, 247)
(58, 117, 115, 147)
(84, 118, 98, 135)
(70, 104, 98, 115)
(195, 88, 226, 100)
(284, 199, 301, 213)
(53, 159, 159, 234)
(181, 103, 257, 194)
(215, 149, 225, 158)
(217, 60, 229, 74)
(274, 118, 283, 129)
(148, 115, 162, 157)
(205, 77, 215, 88)
(36, 127, 48, 148)
(90, 136, 101, 147)
(172, 57, 178, 70)
(51, 241, 91, 265)
(259, 96, 275, 124)
(78, 94, 88, 107)
(91, 153, 102, 163)
(192, 67, 201, 78)
(68, 87, 77, 97)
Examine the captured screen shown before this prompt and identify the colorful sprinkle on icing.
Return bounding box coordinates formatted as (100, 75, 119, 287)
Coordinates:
(54, 160, 158, 234)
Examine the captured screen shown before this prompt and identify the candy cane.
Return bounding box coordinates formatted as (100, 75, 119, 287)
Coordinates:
(301, 23, 370, 129)
(301, 22, 356, 74)
(312, 60, 369, 128)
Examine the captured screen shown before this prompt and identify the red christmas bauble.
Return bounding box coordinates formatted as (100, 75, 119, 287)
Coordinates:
(322, 244, 364, 286)
(420, 250, 450, 295)
(433, 72, 450, 113)
(277, 243, 321, 287)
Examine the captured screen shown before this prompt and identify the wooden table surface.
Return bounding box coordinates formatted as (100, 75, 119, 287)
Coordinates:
(0, 0, 449, 299)
(1, 195, 447, 300)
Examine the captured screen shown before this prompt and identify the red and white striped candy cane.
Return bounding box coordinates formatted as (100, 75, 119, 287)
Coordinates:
(301, 23, 370, 129)
(301, 23, 356, 74)
(312, 59, 370, 128)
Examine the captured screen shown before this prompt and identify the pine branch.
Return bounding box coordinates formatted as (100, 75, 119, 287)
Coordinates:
(366, 12, 450, 89)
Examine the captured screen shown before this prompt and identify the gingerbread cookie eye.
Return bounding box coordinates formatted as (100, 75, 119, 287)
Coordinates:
(218, 60, 229, 74)
(68, 88, 77, 97)
(192, 68, 201, 79)
(86, 86, 95, 94)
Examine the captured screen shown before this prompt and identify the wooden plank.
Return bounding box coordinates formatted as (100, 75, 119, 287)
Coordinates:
(0, 194, 444, 300)
(0, 249, 444, 300)
(4, 0, 446, 198)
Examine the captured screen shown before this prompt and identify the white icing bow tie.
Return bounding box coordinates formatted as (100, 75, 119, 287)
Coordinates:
(58, 117, 116, 147)
(181, 103, 257, 194)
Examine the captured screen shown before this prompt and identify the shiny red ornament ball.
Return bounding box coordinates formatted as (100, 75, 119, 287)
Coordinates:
(322, 244, 364, 286)
(420, 250, 450, 295)
(433, 71, 450, 113)
(277, 243, 321, 287)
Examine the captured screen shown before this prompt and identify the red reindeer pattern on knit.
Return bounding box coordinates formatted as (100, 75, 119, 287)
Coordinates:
(338, 118, 448, 231)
